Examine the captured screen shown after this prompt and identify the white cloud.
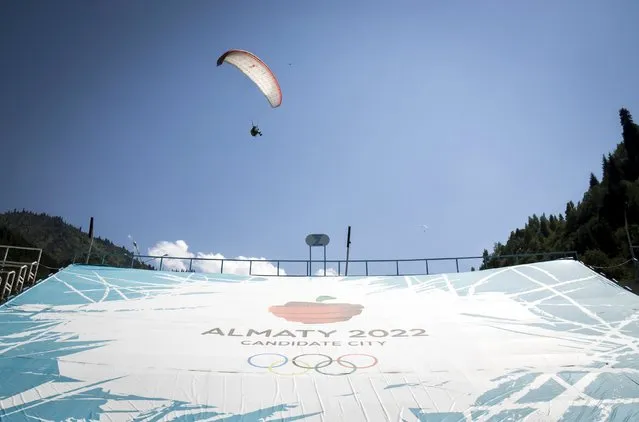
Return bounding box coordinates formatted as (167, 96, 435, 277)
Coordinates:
(146, 240, 286, 276)
(314, 267, 339, 276)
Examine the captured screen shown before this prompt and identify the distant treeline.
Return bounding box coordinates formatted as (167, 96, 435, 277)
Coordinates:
(0, 210, 151, 279)
(481, 107, 639, 288)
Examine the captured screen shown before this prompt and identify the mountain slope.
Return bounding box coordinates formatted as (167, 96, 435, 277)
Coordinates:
(482, 107, 639, 288)
(0, 210, 149, 275)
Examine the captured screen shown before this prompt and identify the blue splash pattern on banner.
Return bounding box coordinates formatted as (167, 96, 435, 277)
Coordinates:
(366, 261, 639, 420)
(0, 266, 321, 421)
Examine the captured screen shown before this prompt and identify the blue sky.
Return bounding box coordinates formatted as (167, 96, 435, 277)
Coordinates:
(2, 0, 639, 275)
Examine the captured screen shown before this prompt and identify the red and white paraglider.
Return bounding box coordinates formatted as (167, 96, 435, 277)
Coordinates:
(216, 49, 282, 137)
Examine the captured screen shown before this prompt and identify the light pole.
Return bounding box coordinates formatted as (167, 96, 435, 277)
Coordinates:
(128, 235, 141, 267)
(156, 253, 170, 271)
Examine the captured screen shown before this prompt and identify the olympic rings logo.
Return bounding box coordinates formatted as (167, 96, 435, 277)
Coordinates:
(247, 353, 378, 376)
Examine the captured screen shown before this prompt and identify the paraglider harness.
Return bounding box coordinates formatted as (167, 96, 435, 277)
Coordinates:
(250, 124, 262, 137)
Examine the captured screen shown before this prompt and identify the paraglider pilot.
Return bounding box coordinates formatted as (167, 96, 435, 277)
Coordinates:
(250, 124, 262, 137)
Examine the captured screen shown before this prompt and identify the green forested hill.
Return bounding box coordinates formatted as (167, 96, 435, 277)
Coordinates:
(0, 210, 149, 278)
(482, 107, 639, 288)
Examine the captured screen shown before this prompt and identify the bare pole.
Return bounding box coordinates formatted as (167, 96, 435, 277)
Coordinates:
(85, 217, 94, 264)
(345, 226, 351, 276)
(624, 204, 638, 280)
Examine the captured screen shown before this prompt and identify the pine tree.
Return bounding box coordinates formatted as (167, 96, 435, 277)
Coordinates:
(620, 108, 639, 163)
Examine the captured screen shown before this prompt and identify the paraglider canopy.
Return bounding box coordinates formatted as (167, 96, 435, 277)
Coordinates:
(216, 49, 282, 108)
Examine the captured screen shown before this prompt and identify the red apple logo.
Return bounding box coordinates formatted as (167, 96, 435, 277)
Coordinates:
(268, 296, 364, 324)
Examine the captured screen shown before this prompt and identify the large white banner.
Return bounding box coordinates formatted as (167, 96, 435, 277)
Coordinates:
(1, 260, 638, 421)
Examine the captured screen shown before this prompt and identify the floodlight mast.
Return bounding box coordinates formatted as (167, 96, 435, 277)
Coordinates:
(128, 235, 141, 267)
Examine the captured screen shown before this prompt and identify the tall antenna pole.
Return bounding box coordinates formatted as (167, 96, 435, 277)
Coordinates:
(345, 226, 352, 276)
